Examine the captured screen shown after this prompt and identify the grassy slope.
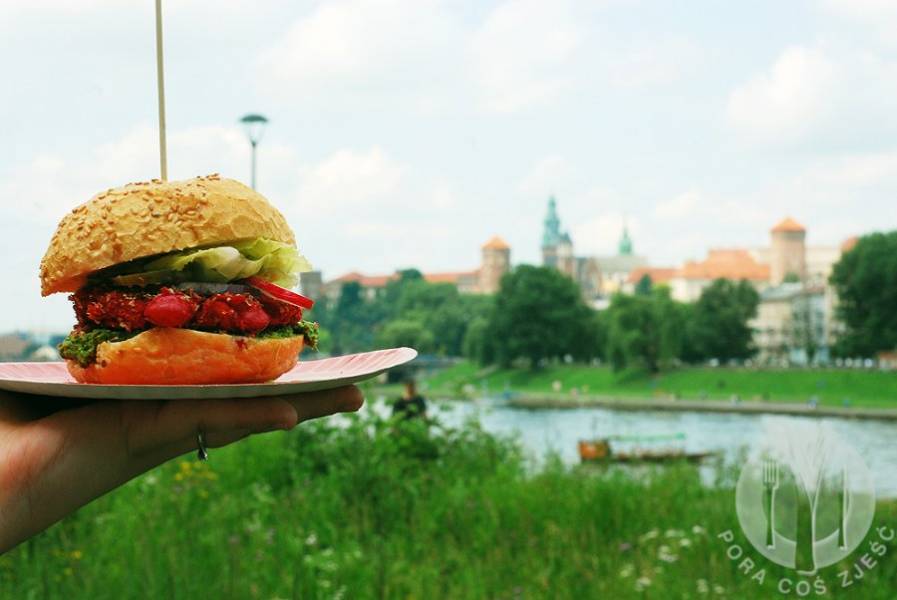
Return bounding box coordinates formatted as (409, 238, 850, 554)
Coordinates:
(425, 361, 897, 407)
(4, 406, 896, 599)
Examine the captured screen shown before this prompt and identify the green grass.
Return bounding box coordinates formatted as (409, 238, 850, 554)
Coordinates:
(3, 404, 897, 598)
(424, 361, 897, 407)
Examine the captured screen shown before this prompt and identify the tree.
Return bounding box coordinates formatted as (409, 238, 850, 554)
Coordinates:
(376, 319, 435, 354)
(485, 265, 599, 368)
(330, 281, 380, 354)
(634, 274, 653, 296)
(685, 279, 759, 362)
(462, 316, 494, 364)
(382, 279, 492, 356)
(830, 232, 897, 357)
(604, 288, 683, 373)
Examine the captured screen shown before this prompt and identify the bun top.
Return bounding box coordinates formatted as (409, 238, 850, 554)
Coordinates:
(40, 174, 296, 296)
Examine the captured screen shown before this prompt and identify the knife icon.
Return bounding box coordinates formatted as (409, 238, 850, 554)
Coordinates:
(838, 466, 849, 550)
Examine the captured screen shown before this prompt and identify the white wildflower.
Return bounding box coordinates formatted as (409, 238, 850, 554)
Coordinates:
(639, 529, 660, 543)
(664, 529, 685, 538)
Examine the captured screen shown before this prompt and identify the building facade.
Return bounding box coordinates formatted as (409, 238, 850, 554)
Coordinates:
(319, 235, 512, 300)
(541, 197, 646, 305)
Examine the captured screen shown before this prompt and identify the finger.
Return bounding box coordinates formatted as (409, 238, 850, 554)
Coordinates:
(282, 385, 365, 423)
(204, 429, 251, 449)
(0, 391, 94, 424)
(125, 397, 299, 457)
(143, 386, 364, 462)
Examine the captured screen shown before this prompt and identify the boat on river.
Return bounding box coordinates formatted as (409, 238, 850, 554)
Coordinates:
(578, 433, 718, 464)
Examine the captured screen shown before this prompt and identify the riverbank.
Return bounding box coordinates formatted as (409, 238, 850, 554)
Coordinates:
(7, 404, 897, 598)
(423, 361, 897, 409)
(504, 392, 897, 420)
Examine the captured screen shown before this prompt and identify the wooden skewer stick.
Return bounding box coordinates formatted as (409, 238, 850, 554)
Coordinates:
(155, 0, 168, 181)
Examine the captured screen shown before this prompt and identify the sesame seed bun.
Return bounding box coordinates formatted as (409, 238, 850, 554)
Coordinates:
(39, 174, 295, 296)
(65, 328, 304, 385)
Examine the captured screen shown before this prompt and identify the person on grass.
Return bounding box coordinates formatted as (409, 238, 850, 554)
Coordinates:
(0, 386, 363, 553)
(392, 378, 427, 421)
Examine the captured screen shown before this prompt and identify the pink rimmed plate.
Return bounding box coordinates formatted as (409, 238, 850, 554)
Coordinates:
(0, 347, 417, 400)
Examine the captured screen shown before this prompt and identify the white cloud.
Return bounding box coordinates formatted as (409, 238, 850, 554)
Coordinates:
(0, 125, 284, 223)
(821, 0, 897, 39)
(799, 152, 897, 187)
(470, 0, 582, 112)
(653, 189, 768, 228)
(726, 44, 897, 146)
(654, 190, 701, 219)
(518, 156, 574, 197)
(256, 0, 459, 109)
(294, 147, 406, 211)
(254, 0, 698, 114)
(571, 212, 639, 256)
(726, 46, 837, 143)
(607, 36, 701, 88)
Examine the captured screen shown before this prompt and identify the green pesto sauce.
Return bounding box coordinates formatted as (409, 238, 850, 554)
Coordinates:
(58, 321, 319, 367)
(58, 329, 140, 367)
(258, 321, 319, 349)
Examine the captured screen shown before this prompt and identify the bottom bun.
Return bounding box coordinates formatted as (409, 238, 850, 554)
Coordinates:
(67, 328, 304, 385)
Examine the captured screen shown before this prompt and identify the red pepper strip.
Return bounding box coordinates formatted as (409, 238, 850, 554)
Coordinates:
(245, 276, 315, 310)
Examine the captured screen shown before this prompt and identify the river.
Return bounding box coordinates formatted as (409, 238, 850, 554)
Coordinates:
(407, 396, 897, 499)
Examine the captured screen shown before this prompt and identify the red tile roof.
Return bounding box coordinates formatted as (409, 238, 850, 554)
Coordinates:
(481, 236, 510, 250)
(840, 236, 859, 253)
(771, 217, 806, 233)
(677, 249, 770, 281)
(330, 272, 395, 287)
(627, 267, 677, 285)
(424, 271, 479, 284)
(329, 270, 479, 288)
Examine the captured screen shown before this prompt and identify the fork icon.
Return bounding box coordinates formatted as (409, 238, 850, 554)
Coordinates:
(763, 459, 780, 549)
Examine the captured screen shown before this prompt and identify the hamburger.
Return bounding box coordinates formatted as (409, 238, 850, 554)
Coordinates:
(41, 174, 319, 385)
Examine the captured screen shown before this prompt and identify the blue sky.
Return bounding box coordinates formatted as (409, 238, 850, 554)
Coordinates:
(2, 0, 896, 332)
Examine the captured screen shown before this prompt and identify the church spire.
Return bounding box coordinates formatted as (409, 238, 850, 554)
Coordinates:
(542, 196, 562, 248)
(618, 218, 633, 255)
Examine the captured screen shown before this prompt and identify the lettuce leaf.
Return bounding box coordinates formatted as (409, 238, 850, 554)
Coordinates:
(99, 238, 311, 288)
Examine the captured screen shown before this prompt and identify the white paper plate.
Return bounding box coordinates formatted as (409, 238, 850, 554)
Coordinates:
(0, 347, 417, 400)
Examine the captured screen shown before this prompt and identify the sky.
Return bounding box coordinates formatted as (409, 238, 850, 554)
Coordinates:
(2, 0, 897, 332)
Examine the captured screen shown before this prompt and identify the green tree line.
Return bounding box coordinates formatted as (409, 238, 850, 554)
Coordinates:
(310, 230, 895, 366)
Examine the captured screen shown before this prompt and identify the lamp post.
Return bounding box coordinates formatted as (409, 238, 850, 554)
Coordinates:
(239, 113, 269, 190)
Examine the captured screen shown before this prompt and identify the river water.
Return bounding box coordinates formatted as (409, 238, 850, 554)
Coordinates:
(416, 397, 897, 499)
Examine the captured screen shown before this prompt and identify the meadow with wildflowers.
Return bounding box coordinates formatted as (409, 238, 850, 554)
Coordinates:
(2, 400, 897, 599)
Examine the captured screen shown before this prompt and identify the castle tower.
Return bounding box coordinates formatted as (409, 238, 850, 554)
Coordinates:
(557, 232, 575, 277)
(542, 196, 563, 267)
(770, 217, 806, 284)
(479, 236, 511, 294)
(299, 270, 323, 301)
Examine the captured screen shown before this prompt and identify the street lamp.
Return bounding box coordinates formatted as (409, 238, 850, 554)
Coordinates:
(239, 113, 269, 190)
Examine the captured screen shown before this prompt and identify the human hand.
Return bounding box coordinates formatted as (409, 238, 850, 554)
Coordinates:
(0, 386, 364, 553)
